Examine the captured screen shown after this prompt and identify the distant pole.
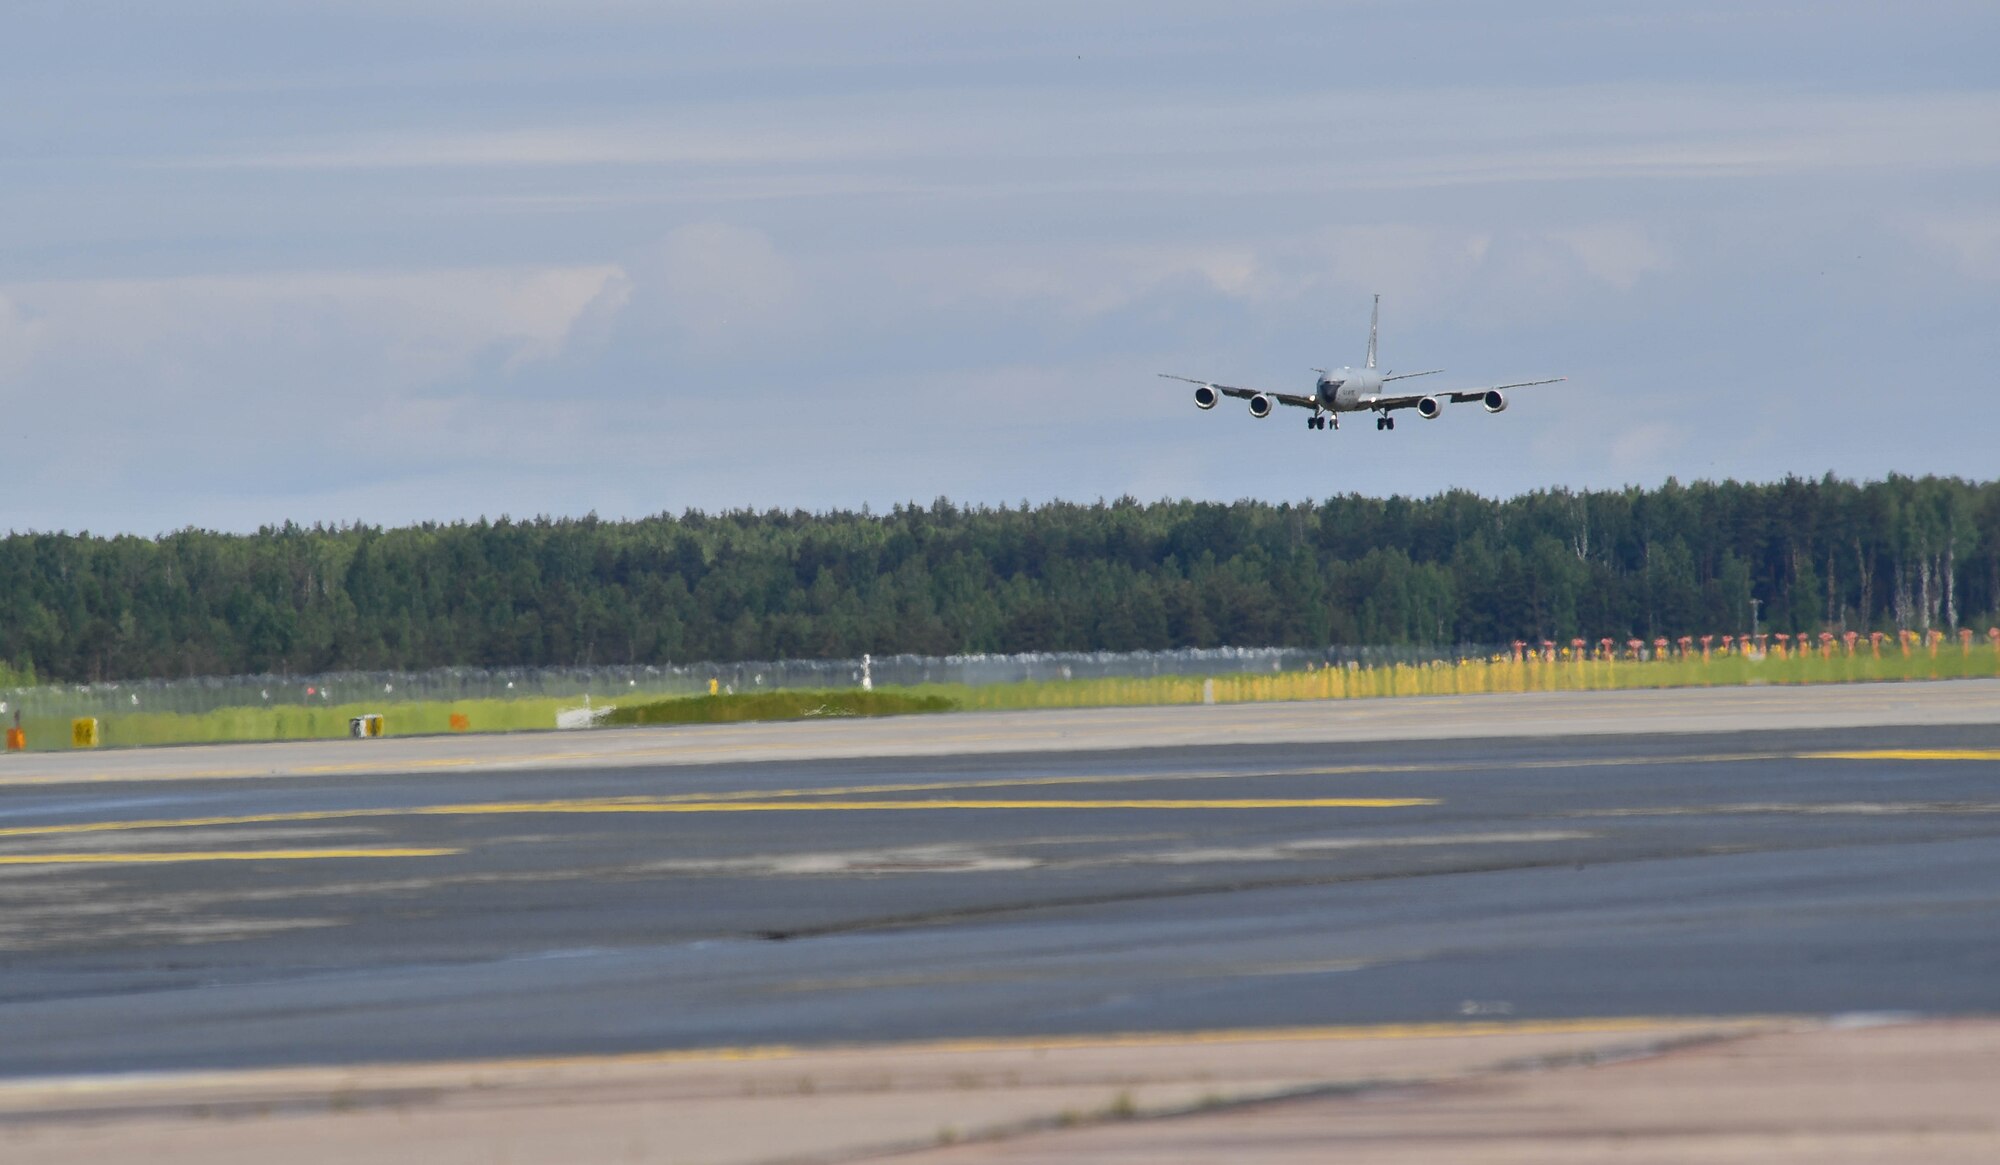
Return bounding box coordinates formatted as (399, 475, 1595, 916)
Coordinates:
(861, 653, 873, 691)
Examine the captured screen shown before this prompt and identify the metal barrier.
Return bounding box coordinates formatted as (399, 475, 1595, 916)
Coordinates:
(0, 646, 1493, 725)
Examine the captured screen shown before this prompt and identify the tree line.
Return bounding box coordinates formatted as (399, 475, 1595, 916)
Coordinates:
(3, 474, 1997, 683)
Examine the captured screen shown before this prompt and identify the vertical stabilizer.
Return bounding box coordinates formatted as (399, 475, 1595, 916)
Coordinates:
(1366, 294, 1379, 369)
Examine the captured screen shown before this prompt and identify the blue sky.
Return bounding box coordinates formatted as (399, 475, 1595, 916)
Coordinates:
(5, 1, 1998, 533)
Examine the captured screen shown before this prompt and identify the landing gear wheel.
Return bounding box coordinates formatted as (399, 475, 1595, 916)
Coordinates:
(1374, 417, 1386, 431)
(1386, 417, 1396, 430)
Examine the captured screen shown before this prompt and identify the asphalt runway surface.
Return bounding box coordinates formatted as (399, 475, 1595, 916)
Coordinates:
(5, 702, 2000, 1079)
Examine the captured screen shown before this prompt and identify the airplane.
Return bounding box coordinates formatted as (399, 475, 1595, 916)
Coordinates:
(1159, 295, 1563, 432)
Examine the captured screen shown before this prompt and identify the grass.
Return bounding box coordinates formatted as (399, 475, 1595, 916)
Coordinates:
(7, 643, 1996, 752)
(909, 645, 2000, 712)
(22, 694, 609, 752)
(601, 689, 957, 726)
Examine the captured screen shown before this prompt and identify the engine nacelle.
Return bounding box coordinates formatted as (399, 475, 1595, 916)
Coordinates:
(1416, 395, 1443, 420)
(1247, 393, 1274, 419)
(1193, 384, 1218, 410)
(1482, 389, 1508, 413)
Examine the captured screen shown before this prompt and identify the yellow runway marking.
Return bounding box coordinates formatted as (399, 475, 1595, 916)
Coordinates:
(454, 797, 1438, 814)
(490, 1016, 1745, 1070)
(20, 743, 1932, 838)
(22, 743, 1971, 840)
(0, 847, 461, 865)
(11, 746, 1868, 789)
(0, 795, 1433, 839)
(0, 1016, 1788, 1097)
(0, 808, 422, 839)
(1802, 749, 2000, 761)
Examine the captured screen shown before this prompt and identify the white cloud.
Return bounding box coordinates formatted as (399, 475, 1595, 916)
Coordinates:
(1904, 212, 2000, 280)
(1548, 226, 1672, 290)
(625, 222, 799, 343)
(1609, 421, 1691, 470)
(0, 295, 44, 383)
(176, 87, 2000, 198)
(198, 123, 924, 171)
(860, 243, 1268, 320)
(0, 265, 621, 404)
(801, 222, 1660, 334)
(1299, 226, 1493, 309)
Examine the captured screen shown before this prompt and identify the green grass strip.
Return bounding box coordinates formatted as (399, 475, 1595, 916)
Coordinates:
(601, 689, 957, 726)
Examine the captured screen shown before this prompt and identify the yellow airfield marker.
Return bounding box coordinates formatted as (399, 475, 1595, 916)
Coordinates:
(0, 847, 462, 865)
(457, 797, 1439, 813)
(492, 1017, 1719, 1072)
(0, 795, 1435, 839)
(12, 745, 1878, 789)
(15, 1015, 1780, 1091)
(26, 739, 1988, 843)
(1801, 749, 2000, 762)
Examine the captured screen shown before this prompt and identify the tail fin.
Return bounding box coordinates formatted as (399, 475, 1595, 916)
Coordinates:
(1365, 294, 1380, 369)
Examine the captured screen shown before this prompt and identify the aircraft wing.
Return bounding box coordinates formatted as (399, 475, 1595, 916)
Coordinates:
(1157, 373, 1318, 410)
(1361, 377, 1566, 411)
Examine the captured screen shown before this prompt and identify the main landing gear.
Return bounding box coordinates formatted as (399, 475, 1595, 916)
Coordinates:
(1374, 415, 1395, 431)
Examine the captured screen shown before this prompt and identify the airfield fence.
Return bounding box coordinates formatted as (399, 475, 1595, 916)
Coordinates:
(0, 645, 1483, 724)
(6, 635, 1995, 751)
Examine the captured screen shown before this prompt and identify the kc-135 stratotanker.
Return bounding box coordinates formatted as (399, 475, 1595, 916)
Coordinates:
(1160, 295, 1564, 432)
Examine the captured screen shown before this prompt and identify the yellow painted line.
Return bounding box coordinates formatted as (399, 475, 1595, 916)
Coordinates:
(454, 797, 1439, 814)
(0, 807, 421, 839)
(0, 793, 1433, 839)
(24, 738, 1956, 837)
(652, 768, 1338, 801)
(9, 746, 1819, 789)
(1801, 749, 2000, 761)
(844, 1015, 1773, 1056)
(331, 1016, 1797, 1074)
(29, 742, 1938, 839)
(0, 847, 461, 865)
(0, 1016, 1791, 1098)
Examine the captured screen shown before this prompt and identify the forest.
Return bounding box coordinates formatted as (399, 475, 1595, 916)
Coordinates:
(2, 474, 1996, 684)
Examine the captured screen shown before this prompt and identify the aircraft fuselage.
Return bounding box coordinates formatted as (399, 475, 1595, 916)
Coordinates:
(1314, 367, 1382, 412)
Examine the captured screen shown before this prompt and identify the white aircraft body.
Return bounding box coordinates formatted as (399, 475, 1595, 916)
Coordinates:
(1160, 296, 1563, 432)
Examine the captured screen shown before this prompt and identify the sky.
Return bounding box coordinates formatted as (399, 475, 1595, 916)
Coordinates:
(3, 1, 1998, 534)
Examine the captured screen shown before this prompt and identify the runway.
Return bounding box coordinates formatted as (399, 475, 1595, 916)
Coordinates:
(4, 688, 2000, 1080)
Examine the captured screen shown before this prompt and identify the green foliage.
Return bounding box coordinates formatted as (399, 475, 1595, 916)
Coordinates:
(602, 689, 957, 726)
(600, 688, 952, 724)
(11, 695, 588, 750)
(5, 474, 1999, 683)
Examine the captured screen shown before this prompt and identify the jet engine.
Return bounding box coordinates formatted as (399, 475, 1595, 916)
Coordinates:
(1193, 384, 1218, 410)
(1416, 395, 1443, 420)
(1248, 393, 1274, 419)
(1482, 389, 1508, 413)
